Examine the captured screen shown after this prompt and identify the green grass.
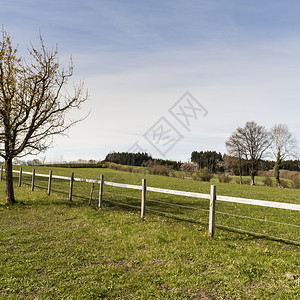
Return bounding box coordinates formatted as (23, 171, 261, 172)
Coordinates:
(16, 166, 300, 240)
(0, 166, 299, 299)
(16, 165, 300, 202)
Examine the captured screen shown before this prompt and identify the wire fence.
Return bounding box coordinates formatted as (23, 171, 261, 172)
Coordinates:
(3, 167, 300, 245)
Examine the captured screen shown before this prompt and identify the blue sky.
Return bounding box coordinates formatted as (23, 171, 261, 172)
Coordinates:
(1, 0, 300, 162)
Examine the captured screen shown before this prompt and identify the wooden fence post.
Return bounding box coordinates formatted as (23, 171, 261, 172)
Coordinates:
(98, 175, 104, 209)
(89, 183, 95, 205)
(141, 179, 146, 220)
(48, 170, 52, 196)
(209, 185, 216, 238)
(31, 169, 35, 191)
(69, 172, 74, 201)
(0, 166, 3, 181)
(18, 167, 22, 187)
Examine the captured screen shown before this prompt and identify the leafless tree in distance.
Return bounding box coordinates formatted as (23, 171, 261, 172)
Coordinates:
(270, 124, 298, 186)
(226, 121, 271, 185)
(226, 131, 244, 184)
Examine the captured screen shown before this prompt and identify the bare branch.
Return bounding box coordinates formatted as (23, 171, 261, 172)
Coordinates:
(226, 121, 271, 185)
(270, 124, 298, 160)
(0, 28, 88, 203)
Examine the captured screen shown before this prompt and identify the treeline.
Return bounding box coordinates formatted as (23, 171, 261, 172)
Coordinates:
(224, 157, 300, 175)
(281, 160, 300, 172)
(105, 152, 182, 170)
(222, 155, 274, 176)
(31, 150, 299, 175)
(105, 152, 152, 166)
(190, 151, 223, 173)
(105, 151, 300, 175)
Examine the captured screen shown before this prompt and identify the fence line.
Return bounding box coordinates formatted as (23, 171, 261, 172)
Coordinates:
(105, 191, 141, 201)
(147, 186, 211, 200)
(3, 168, 300, 244)
(141, 179, 146, 220)
(48, 170, 52, 196)
(216, 195, 300, 211)
(10, 169, 300, 211)
(31, 169, 35, 191)
(98, 175, 104, 209)
(215, 210, 300, 228)
(146, 198, 210, 212)
(18, 167, 22, 187)
(209, 185, 216, 237)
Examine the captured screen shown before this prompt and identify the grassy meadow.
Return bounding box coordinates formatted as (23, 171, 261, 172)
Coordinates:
(0, 166, 299, 299)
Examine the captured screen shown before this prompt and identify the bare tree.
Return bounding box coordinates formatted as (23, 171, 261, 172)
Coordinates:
(0, 29, 88, 203)
(180, 162, 198, 177)
(225, 131, 244, 184)
(270, 124, 298, 186)
(227, 121, 271, 185)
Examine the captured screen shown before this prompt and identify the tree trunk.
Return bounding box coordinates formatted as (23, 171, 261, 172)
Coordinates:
(5, 158, 15, 204)
(251, 172, 255, 185)
(238, 155, 243, 184)
(274, 151, 281, 187)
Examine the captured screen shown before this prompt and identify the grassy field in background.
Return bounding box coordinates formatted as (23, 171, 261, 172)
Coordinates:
(0, 166, 299, 299)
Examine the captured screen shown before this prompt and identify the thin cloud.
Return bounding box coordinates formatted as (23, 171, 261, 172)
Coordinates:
(1, 0, 300, 161)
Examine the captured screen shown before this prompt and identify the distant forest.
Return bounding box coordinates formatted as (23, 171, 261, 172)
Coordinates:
(104, 151, 300, 175)
(104, 152, 182, 170)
